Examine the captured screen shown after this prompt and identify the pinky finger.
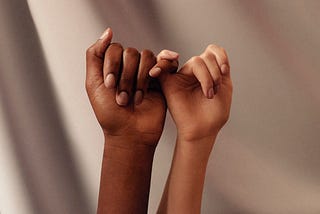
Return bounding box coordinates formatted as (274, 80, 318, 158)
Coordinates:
(149, 49, 179, 77)
(157, 49, 179, 61)
(149, 59, 178, 78)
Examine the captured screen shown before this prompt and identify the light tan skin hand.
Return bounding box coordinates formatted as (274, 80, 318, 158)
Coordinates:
(151, 45, 233, 142)
(152, 45, 232, 214)
(86, 28, 179, 146)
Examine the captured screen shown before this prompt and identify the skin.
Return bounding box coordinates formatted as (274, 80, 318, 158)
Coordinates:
(86, 27, 232, 213)
(150, 46, 233, 214)
(85, 28, 178, 213)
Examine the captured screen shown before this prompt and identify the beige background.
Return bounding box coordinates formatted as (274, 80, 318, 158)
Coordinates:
(1, 0, 320, 213)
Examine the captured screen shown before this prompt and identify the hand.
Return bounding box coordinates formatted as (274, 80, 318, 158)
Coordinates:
(151, 44, 233, 142)
(86, 28, 180, 213)
(86, 28, 178, 146)
(155, 45, 232, 214)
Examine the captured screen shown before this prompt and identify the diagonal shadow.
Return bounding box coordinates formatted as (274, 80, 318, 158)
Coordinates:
(0, 1, 91, 213)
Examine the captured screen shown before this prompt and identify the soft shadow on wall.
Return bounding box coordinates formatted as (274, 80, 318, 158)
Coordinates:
(0, 1, 91, 213)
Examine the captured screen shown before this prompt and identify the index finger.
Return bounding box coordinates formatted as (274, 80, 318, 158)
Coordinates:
(85, 28, 113, 95)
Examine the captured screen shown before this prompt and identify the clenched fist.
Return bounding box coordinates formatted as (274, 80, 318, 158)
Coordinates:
(151, 44, 233, 142)
(86, 28, 178, 147)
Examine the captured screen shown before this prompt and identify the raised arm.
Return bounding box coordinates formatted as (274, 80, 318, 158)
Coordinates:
(151, 45, 233, 214)
(85, 28, 178, 213)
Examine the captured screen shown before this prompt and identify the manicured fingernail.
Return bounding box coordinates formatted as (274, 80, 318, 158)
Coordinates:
(208, 87, 214, 99)
(214, 84, 220, 94)
(100, 28, 110, 39)
(149, 67, 162, 77)
(221, 64, 229, 75)
(134, 90, 143, 105)
(105, 73, 115, 88)
(116, 91, 129, 106)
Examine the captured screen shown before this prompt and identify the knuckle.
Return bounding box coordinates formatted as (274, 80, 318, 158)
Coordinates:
(160, 49, 169, 55)
(124, 47, 139, 56)
(207, 44, 227, 54)
(207, 44, 219, 51)
(219, 48, 228, 61)
(207, 44, 229, 64)
(202, 51, 209, 58)
(203, 51, 216, 60)
(190, 56, 203, 64)
(110, 42, 123, 49)
(86, 45, 95, 59)
(220, 47, 227, 55)
(157, 50, 167, 59)
(219, 54, 228, 64)
(141, 49, 154, 59)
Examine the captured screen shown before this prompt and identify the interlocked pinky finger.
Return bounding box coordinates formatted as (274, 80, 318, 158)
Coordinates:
(157, 49, 179, 61)
(149, 50, 179, 79)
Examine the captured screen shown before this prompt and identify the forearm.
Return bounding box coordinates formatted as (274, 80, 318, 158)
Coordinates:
(158, 135, 216, 214)
(97, 136, 156, 214)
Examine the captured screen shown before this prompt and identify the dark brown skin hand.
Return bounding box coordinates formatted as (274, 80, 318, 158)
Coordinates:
(87, 32, 163, 147)
(85, 28, 178, 213)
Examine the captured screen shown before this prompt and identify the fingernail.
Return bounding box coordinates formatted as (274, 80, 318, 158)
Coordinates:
(105, 73, 115, 88)
(134, 90, 143, 105)
(100, 28, 110, 39)
(208, 87, 214, 99)
(221, 64, 229, 75)
(149, 67, 162, 77)
(116, 91, 129, 106)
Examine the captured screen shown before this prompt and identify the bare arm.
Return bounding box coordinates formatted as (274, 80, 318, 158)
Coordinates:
(98, 137, 156, 213)
(85, 28, 179, 213)
(152, 45, 233, 213)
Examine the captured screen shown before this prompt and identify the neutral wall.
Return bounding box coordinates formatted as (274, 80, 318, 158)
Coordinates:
(1, 0, 319, 213)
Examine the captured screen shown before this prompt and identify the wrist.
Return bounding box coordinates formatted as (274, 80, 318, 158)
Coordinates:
(104, 134, 156, 166)
(104, 132, 159, 148)
(176, 134, 218, 159)
(99, 135, 156, 213)
(177, 129, 218, 144)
